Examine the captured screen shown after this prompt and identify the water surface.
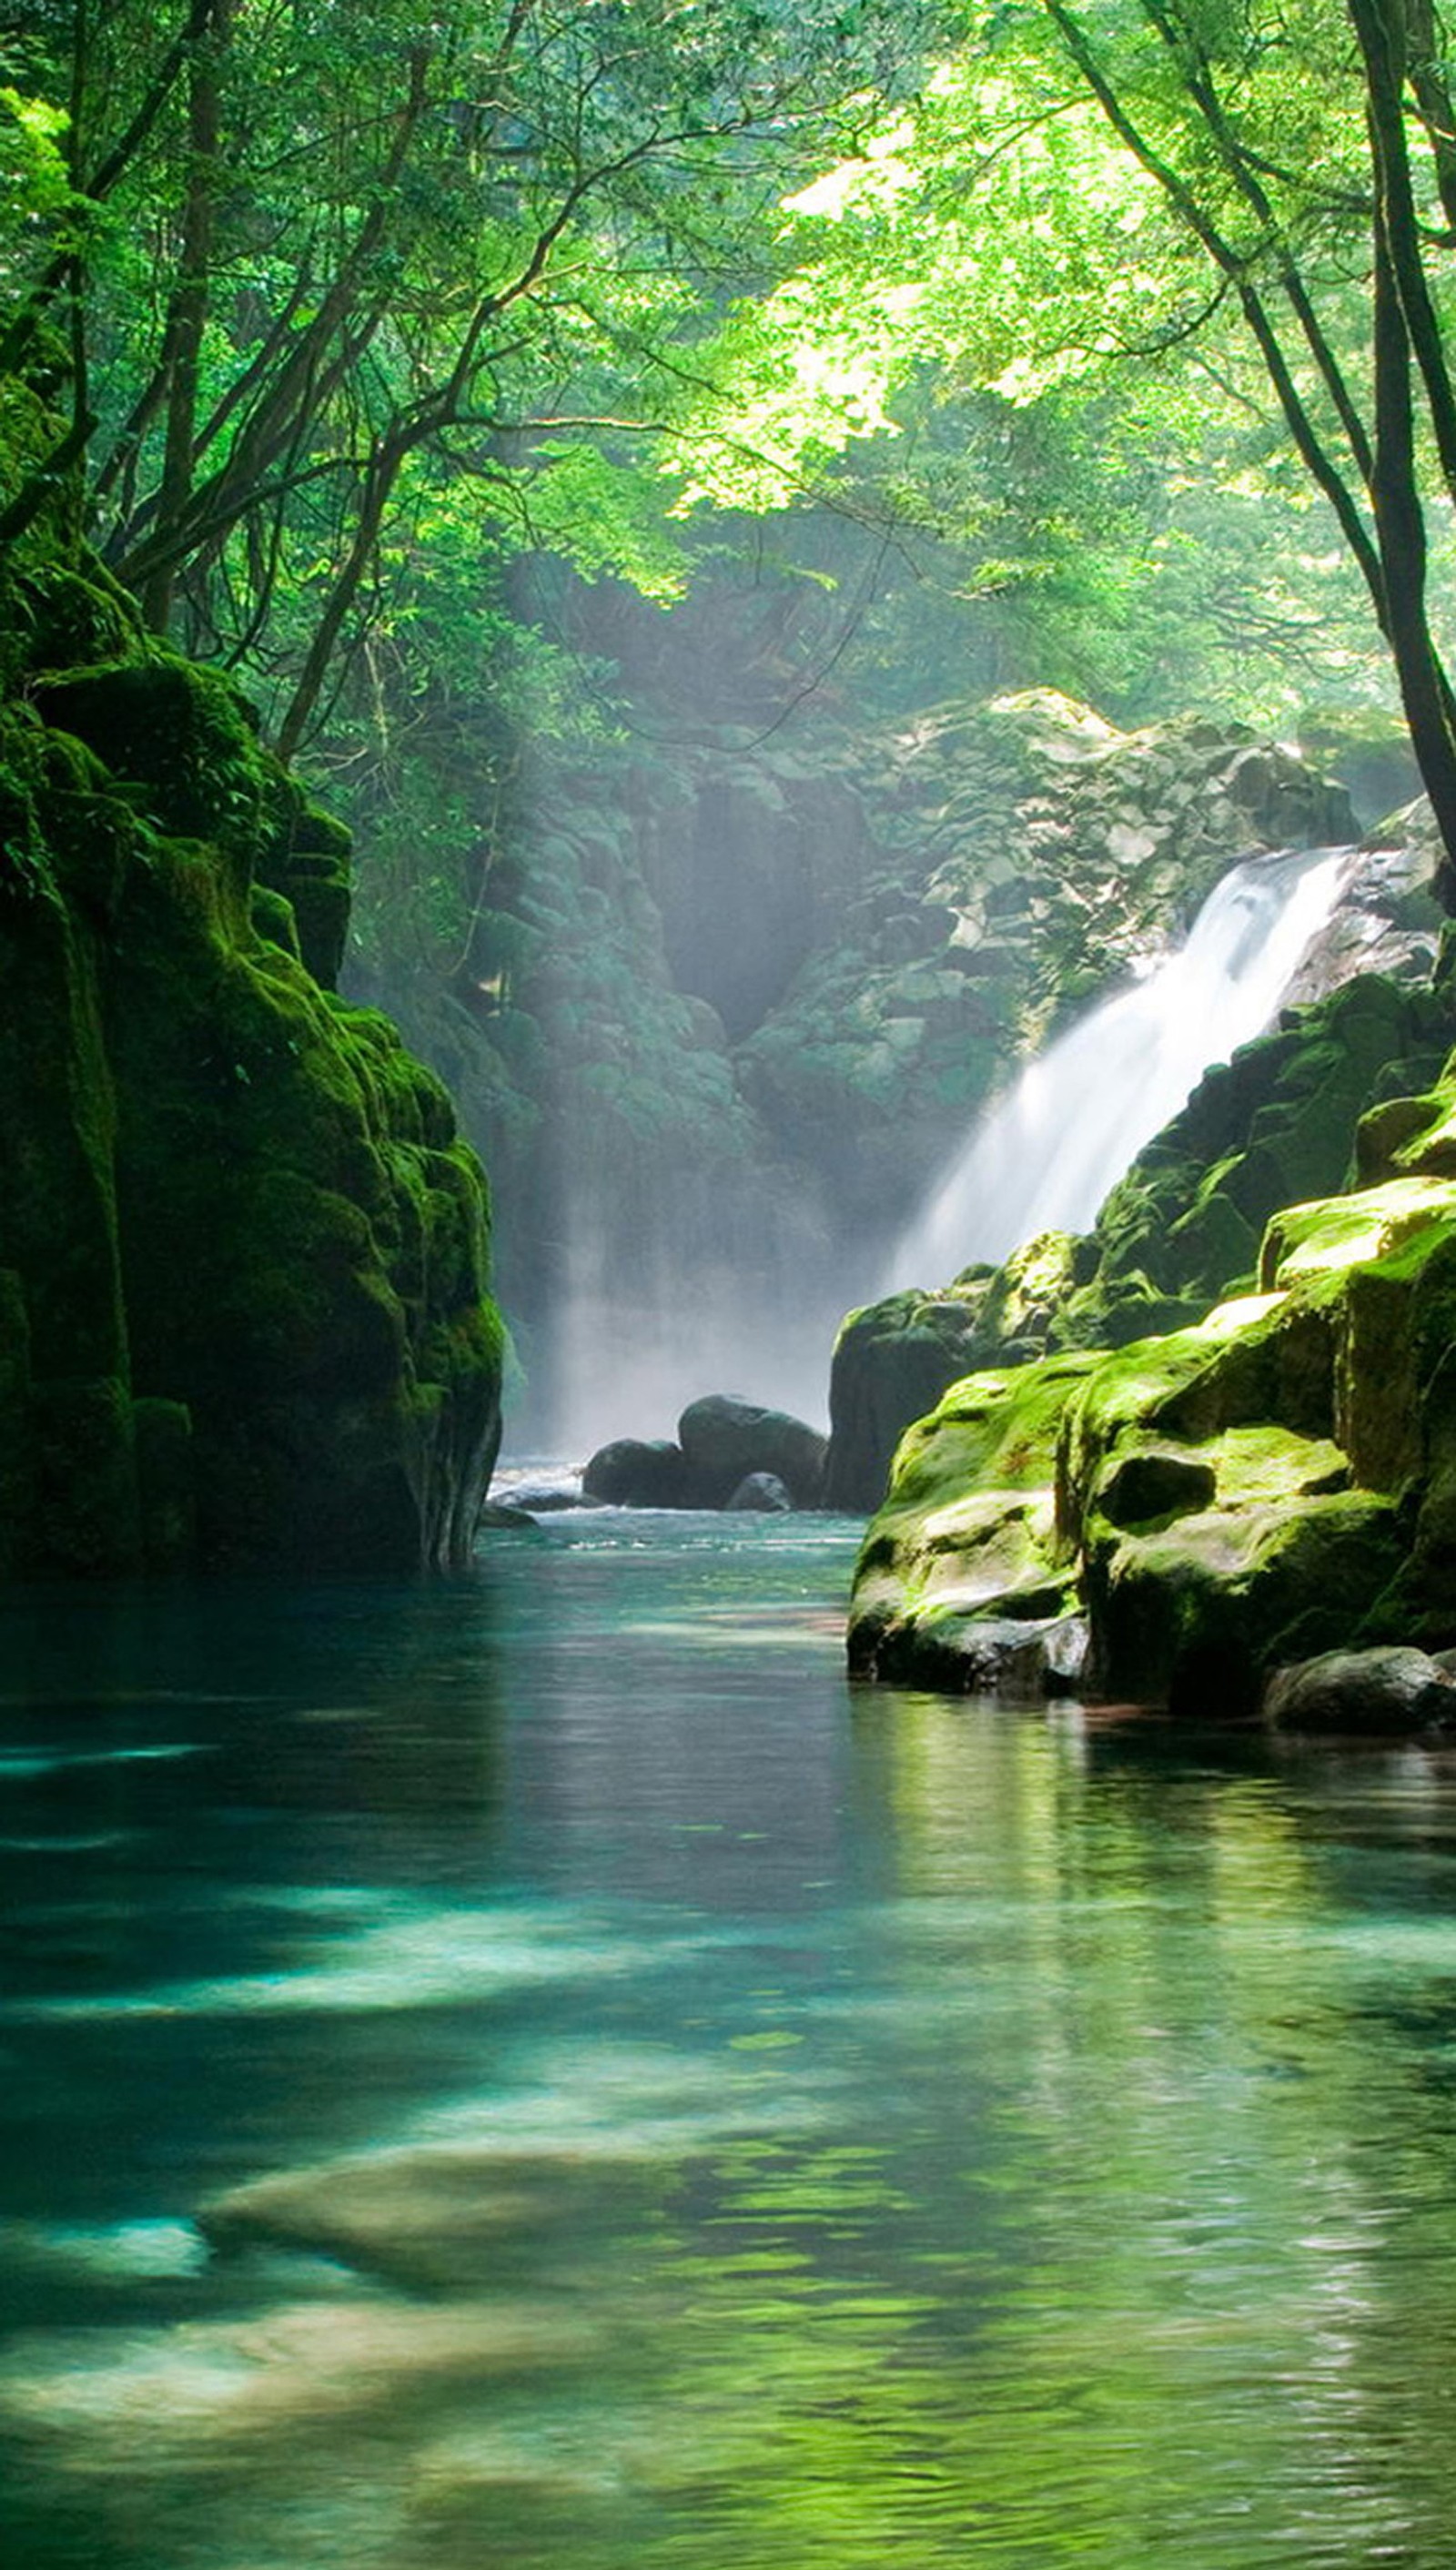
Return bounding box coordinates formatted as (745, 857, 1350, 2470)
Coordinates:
(4, 1513, 1456, 2566)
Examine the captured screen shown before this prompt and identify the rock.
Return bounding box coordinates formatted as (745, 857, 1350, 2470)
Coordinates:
(199, 2143, 646, 2293)
(858, 1610, 1088, 1697)
(495, 1473, 581, 1513)
(825, 1233, 1091, 1513)
(1264, 1646, 1455, 1732)
(580, 1438, 703, 1508)
(1081, 968, 1456, 1332)
(847, 1351, 1098, 1679)
(724, 1472, 792, 1512)
(1086, 1486, 1405, 1719)
(0, 537, 503, 1574)
(848, 1118, 1456, 1713)
(1094, 1446, 1218, 1528)
(824, 1285, 990, 1512)
(677, 1394, 826, 1507)
(476, 1503, 547, 1536)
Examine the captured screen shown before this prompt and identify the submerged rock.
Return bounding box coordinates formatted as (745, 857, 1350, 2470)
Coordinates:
(724, 1472, 793, 1513)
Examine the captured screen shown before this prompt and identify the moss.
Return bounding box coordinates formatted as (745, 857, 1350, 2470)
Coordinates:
(249, 883, 303, 961)
(17, 561, 138, 673)
(1087, 1490, 1406, 1717)
(27, 1378, 142, 1577)
(133, 1398, 195, 1571)
(0, 538, 503, 1577)
(851, 1174, 1456, 1715)
(1259, 1175, 1456, 1290)
(847, 1351, 1097, 1676)
(33, 657, 273, 876)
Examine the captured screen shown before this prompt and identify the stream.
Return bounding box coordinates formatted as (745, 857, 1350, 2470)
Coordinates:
(5, 1511, 1456, 2566)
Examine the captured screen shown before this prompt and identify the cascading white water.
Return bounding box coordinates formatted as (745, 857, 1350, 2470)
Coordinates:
(884, 843, 1354, 1293)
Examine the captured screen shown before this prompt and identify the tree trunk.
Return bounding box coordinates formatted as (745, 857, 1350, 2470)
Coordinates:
(142, 0, 231, 634)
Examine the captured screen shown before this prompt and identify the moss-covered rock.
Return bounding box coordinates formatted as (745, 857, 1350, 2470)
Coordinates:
(1264, 1644, 1455, 1732)
(847, 1351, 1098, 1681)
(826, 967, 1456, 1515)
(849, 1108, 1456, 1715)
(0, 488, 503, 1576)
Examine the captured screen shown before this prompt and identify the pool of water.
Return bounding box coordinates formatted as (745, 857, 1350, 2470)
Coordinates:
(4, 1511, 1456, 2566)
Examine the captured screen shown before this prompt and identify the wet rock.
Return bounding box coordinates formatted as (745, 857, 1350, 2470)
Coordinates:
(477, 1503, 547, 1536)
(724, 1472, 792, 1513)
(1264, 1646, 1455, 1733)
(677, 1395, 826, 1508)
(580, 1439, 703, 1508)
(859, 1610, 1088, 1698)
(496, 1473, 581, 1513)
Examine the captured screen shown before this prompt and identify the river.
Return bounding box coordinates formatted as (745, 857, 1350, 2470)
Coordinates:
(4, 1511, 1456, 2567)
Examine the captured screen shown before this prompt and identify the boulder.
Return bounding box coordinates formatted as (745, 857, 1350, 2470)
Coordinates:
(861, 1610, 1088, 1699)
(724, 1472, 792, 1513)
(580, 1439, 703, 1508)
(1264, 1646, 1455, 1733)
(824, 1285, 989, 1512)
(677, 1395, 826, 1507)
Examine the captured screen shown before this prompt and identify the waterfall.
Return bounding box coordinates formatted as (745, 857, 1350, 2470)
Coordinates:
(884, 843, 1354, 1293)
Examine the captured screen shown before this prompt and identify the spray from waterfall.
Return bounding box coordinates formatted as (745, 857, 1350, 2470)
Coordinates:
(884, 844, 1353, 1294)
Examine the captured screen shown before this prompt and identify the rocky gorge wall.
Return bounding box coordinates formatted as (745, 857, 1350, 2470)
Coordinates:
(357, 682, 1398, 1441)
(0, 402, 504, 1578)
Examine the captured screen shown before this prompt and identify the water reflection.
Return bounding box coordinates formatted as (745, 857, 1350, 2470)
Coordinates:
(3, 1528, 1456, 2565)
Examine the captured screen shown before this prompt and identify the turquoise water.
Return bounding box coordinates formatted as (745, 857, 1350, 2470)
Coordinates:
(5, 1513, 1456, 2565)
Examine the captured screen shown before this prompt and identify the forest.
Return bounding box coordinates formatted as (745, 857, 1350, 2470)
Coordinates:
(8, 0, 1456, 1613)
(10, 11, 1456, 2562)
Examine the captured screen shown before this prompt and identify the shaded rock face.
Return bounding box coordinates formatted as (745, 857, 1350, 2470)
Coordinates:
(0, 493, 502, 1575)
(735, 695, 1359, 1242)
(848, 1054, 1456, 1720)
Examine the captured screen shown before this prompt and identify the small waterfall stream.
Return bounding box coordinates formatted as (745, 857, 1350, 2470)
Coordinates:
(885, 843, 1353, 1292)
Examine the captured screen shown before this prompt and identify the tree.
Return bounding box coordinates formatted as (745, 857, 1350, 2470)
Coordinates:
(750, 0, 1456, 895)
(3, 0, 939, 751)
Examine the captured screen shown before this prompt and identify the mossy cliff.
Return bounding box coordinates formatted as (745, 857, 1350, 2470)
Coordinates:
(0, 427, 503, 1576)
(848, 1050, 1456, 1716)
